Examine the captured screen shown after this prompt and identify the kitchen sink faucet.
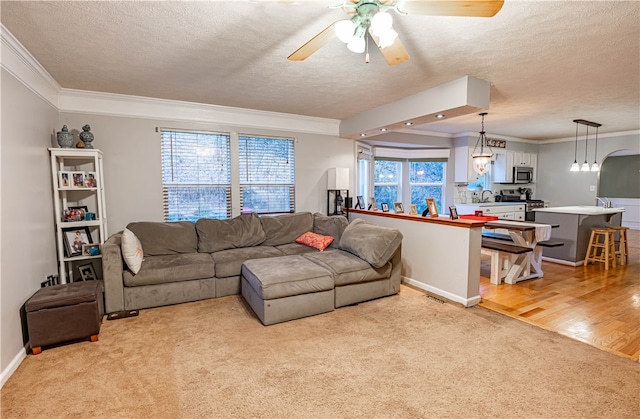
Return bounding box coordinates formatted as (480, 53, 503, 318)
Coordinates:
(481, 190, 493, 203)
(596, 197, 612, 208)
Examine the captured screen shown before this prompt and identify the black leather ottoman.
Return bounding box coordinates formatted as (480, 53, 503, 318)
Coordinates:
(26, 280, 104, 354)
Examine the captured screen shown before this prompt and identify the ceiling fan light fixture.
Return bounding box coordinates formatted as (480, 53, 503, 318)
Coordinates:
(378, 28, 398, 48)
(370, 11, 392, 37)
(347, 35, 366, 53)
(335, 19, 356, 43)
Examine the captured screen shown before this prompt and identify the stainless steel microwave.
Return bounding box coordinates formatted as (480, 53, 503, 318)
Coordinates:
(513, 166, 533, 183)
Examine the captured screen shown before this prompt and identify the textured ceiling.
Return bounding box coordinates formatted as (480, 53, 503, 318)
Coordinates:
(2, 0, 639, 141)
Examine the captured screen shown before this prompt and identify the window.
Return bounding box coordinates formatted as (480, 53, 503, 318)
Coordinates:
(161, 130, 231, 221)
(410, 160, 446, 214)
(239, 135, 295, 214)
(374, 160, 401, 206)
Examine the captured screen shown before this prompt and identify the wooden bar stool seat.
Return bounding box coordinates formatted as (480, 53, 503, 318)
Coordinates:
(584, 228, 616, 270)
(608, 226, 630, 266)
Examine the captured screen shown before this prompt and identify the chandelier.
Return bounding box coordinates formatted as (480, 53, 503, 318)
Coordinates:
(471, 113, 494, 175)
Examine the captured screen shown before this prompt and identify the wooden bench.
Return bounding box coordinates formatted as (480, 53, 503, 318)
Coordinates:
(481, 238, 533, 285)
(482, 232, 564, 248)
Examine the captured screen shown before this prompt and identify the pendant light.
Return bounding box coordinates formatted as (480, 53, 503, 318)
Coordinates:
(591, 126, 600, 171)
(580, 125, 590, 171)
(570, 121, 580, 171)
(471, 112, 494, 176)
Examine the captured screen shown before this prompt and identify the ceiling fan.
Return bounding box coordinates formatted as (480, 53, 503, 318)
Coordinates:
(287, 0, 504, 66)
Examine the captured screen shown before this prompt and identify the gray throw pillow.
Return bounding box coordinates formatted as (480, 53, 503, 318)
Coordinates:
(313, 213, 348, 247)
(338, 219, 403, 268)
(196, 213, 266, 253)
(260, 212, 313, 246)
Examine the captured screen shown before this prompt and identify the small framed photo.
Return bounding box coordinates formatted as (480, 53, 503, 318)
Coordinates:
(62, 226, 93, 257)
(409, 204, 418, 215)
(63, 205, 88, 222)
(369, 197, 378, 211)
(449, 206, 459, 220)
(393, 202, 404, 213)
(71, 171, 85, 188)
(381, 202, 390, 212)
(425, 198, 439, 218)
(356, 196, 365, 209)
(58, 171, 71, 188)
(84, 172, 97, 188)
(77, 262, 97, 281)
(82, 243, 101, 256)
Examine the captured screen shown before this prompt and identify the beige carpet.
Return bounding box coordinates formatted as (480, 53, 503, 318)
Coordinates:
(2, 285, 639, 418)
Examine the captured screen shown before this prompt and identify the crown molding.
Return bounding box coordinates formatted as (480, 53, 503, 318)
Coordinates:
(539, 130, 640, 144)
(1, 24, 60, 108)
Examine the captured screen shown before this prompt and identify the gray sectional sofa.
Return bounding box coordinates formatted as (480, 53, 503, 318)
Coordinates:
(102, 212, 402, 324)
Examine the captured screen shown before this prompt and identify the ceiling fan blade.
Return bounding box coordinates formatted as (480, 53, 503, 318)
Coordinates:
(288, 21, 338, 61)
(395, 0, 504, 17)
(369, 28, 410, 66)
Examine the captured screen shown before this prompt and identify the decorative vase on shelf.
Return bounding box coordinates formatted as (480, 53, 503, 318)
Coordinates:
(56, 125, 74, 148)
(78, 124, 94, 149)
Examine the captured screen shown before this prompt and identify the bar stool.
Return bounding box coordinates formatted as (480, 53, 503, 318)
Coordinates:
(584, 228, 616, 270)
(608, 226, 629, 266)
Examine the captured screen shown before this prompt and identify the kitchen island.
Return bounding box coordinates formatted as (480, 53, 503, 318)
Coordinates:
(533, 206, 624, 265)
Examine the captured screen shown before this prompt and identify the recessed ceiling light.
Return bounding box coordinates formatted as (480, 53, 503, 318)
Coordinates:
(404, 122, 413, 126)
(380, 128, 388, 132)
(436, 114, 445, 119)
(360, 133, 367, 137)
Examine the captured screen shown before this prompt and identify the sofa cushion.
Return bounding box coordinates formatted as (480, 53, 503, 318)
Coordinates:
(123, 253, 215, 287)
(313, 213, 348, 248)
(304, 250, 392, 286)
(211, 246, 283, 278)
(127, 221, 197, 256)
(196, 213, 266, 253)
(338, 219, 403, 268)
(296, 232, 334, 251)
(242, 255, 334, 300)
(275, 243, 319, 256)
(260, 212, 313, 246)
(121, 228, 144, 274)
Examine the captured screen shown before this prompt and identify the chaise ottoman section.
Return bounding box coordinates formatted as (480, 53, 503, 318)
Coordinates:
(241, 255, 334, 325)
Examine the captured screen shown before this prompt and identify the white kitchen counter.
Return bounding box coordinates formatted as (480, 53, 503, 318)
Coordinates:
(534, 206, 624, 215)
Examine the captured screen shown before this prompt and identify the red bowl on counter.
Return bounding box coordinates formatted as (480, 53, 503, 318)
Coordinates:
(459, 214, 499, 221)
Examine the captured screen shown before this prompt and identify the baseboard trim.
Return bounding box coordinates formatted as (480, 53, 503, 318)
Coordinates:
(541, 256, 583, 266)
(1, 346, 27, 389)
(401, 277, 481, 307)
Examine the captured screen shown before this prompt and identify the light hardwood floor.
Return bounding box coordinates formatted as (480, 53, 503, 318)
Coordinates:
(479, 229, 639, 361)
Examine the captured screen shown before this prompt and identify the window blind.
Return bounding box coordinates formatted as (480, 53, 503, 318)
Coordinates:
(161, 130, 231, 221)
(239, 135, 295, 214)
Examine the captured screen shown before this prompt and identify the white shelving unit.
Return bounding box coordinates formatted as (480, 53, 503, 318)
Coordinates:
(49, 148, 108, 284)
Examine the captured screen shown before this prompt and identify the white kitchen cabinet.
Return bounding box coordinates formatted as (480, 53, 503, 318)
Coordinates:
(493, 151, 537, 184)
(454, 146, 479, 183)
(478, 204, 525, 221)
(50, 148, 108, 284)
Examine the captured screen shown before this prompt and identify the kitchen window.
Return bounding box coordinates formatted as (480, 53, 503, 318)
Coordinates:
(410, 160, 446, 214)
(374, 159, 401, 206)
(161, 130, 232, 221)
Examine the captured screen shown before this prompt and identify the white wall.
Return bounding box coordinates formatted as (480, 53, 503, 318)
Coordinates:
(1, 69, 59, 383)
(58, 113, 353, 233)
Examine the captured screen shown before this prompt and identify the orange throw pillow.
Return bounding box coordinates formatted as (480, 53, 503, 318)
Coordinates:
(295, 231, 334, 251)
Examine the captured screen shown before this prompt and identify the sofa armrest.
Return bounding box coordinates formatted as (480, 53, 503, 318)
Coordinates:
(102, 232, 125, 313)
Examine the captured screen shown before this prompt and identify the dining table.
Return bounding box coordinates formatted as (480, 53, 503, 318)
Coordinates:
(483, 219, 555, 283)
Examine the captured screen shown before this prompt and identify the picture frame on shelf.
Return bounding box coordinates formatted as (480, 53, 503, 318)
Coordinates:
(449, 206, 459, 220)
(425, 198, 439, 218)
(62, 226, 93, 257)
(355, 196, 365, 209)
(381, 202, 390, 212)
(82, 243, 101, 256)
(368, 197, 378, 211)
(63, 205, 88, 222)
(58, 171, 71, 188)
(77, 262, 97, 281)
(409, 204, 418, 215)
(71, 171, 85, 188)
(393, 202, 404, 213)
(84, 172, 97, 188)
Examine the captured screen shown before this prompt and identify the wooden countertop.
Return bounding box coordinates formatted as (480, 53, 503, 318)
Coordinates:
(349, 208, 485, 229)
